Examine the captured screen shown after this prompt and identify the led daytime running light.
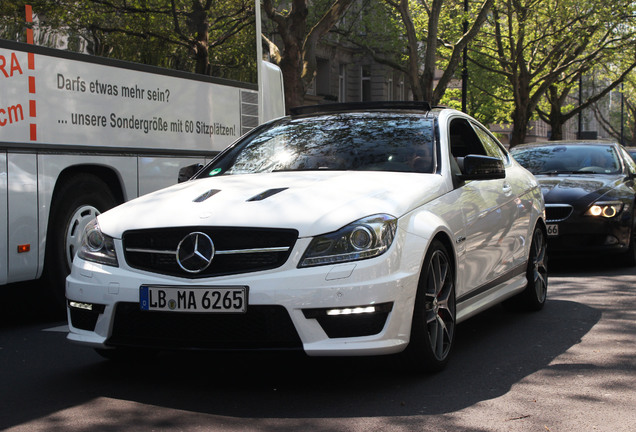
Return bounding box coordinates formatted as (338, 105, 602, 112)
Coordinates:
(69, 301, 93, 311)
(327, 306, 376, 316)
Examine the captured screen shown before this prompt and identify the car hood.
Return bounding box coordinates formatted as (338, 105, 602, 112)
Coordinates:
(536, 174, 623, 206)
(98, 171, 447, 238)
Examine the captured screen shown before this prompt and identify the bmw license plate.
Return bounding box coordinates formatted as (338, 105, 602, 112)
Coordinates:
(140, 285, 247, 313)
(546, 224, 559, 237)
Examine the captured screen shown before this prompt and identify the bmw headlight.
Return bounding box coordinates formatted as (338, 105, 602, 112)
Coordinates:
(77, 218, 119, 267)
(585, 201, 624, 218)
(299, 214, 397, 267)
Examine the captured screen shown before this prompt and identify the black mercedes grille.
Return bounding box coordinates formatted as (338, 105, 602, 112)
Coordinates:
(107, 302, 303, 350)
(123, 227, 298, 278)
(545, 205, 573, 222)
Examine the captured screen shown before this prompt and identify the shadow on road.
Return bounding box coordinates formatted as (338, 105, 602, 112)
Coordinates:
(0, 281, 64, 328)
(6, 253, 630, 429)
(548, 250, 634, 275)
(1, 296, 600, 430)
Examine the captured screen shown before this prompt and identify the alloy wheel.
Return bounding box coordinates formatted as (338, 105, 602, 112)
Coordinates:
(424, 249, 455, 361)
(530, 228, 548, 304)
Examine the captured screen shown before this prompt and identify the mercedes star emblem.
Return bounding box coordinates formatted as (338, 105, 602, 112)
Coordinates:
(176, 232, 215, 273)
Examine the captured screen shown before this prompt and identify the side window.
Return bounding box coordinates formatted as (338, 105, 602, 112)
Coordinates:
(620, 147, 636, 175)
(448, 118, 486, 158)
(472, 123, 508, 163)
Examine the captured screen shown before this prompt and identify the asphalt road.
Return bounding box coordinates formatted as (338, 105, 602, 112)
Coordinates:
(1, 255, 635, 432)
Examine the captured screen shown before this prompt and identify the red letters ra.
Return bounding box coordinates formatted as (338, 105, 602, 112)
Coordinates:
(0, 52, 23, 78)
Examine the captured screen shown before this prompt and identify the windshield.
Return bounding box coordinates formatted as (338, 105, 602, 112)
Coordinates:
(512, 144, 621, 175)
(199, 113, 437, 177)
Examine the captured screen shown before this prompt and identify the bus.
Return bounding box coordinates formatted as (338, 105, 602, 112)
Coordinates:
(0, 33, 285, 311)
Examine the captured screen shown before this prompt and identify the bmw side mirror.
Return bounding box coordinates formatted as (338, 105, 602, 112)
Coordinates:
(459, 155, 505, 180)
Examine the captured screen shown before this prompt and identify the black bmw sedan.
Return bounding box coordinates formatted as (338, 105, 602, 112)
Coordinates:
(511, 141, 636, 265)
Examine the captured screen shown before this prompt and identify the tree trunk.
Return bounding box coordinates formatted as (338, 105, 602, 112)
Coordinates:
(191, 1, 210, 75)
(549, 117, 563, 141)
(509, 76, 532, 146)
(263, 0, 353, 112)
(629, 103, 636, 146)
(421, 0, 442, 103)
(280, 49, 305, 109)
(547, 95, 565, 140)
(509, 106, 529, 147)
(194, 41, 209, 75)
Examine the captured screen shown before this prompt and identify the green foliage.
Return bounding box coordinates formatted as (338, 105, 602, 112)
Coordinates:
(435, 0, 469, 65)
(1, 0, 257, 82)
(359, 1, 405, 53)
(5, 0, 633, 131)
(594, 68, 636, 145)
(464, 40, 513, 125)
(469, 0, 636, 144)
(0, 0, 32, 42)
(439, 88, 462, 111)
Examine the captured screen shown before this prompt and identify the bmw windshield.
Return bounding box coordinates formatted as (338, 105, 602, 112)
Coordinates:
(512, 144, 622, 175)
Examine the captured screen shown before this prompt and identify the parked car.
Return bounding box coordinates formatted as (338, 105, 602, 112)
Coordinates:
(66, 102, 547, 372)
(625, 147, 636, 163)
(511, 140, 636, 265)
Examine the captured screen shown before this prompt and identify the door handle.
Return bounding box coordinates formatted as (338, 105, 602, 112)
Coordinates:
(502, 182, 512, 195)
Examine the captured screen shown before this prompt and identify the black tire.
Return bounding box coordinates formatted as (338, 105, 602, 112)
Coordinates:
(623, 236, 636, 267)
(505, 225, 548, 311)
(43, 174, 118, 313)
(401, 240, 456, 373)
(622, 210, 636, 267)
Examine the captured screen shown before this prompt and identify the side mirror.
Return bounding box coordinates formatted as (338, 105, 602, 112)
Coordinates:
(459, 155, 505, 180)
(178, 163, 204, 183)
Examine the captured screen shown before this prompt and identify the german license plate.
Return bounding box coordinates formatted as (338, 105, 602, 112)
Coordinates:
(546, 224, 559, 237)
(140, 285, 247, 313)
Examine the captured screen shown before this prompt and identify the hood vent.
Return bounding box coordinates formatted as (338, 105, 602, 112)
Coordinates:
(247, 188, 288, 202)
(193, 189, 221, 202)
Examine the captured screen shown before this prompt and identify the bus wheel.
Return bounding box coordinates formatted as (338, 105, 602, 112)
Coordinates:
(43, 174, 118, 313)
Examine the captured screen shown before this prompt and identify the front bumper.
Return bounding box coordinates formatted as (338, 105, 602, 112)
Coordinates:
(546, 210, 632, 255)
(66, 233, 425, 356)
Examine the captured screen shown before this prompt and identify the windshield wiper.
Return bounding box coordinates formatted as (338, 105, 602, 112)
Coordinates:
(537, 170, 569, 175)
(272, 167, 345, 172)
(537, 170, 599, 175)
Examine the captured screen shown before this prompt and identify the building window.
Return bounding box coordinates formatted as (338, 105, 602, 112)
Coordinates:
(398, 78, 405, 101)
(339, 64, 346, 102)
(306, 78, 316, 96)
(361, 66, 372, 102)
(316, 58, 330, 97)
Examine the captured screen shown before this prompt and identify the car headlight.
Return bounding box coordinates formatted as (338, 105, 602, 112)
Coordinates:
(299, 214, 397, 267)
(77, 218, 119, 267)
(585, 201, 624, 218)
